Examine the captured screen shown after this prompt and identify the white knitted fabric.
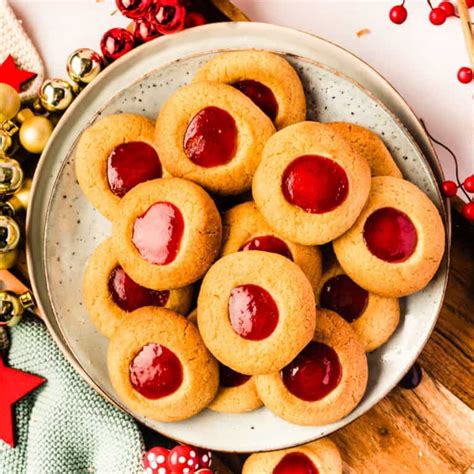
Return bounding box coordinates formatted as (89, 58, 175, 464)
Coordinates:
(0, 0, 44, 99)
(0, 317, 144, 474)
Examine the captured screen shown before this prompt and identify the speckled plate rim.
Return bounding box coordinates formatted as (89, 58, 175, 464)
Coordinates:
(26, 22, 450, 452)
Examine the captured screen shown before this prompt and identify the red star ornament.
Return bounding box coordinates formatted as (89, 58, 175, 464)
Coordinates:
(0, 357, 45, 447)
(0, 55, 37, 92)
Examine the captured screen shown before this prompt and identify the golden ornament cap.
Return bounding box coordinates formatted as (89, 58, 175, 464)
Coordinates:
(67, 48, 103, 84)
(39, 79, 74, 112)
(0, 290, 35, 327)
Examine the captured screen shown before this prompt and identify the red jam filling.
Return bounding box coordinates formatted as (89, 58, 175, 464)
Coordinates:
(219, 363, 250, 388)
(273, 452, 319, 474)
(228, 284, 279, 341)
(108, 266, 169, 312)
(363, 207, 418, 263)
(281, 155, 349, 214)
(239, 235, 293, 260)
(320, 275, 369, 323)
(232, 80, 278, 121)
(132, 202, 184, 265)
(107, 141, 162, 197)
(281, 341, 342, 401)
(183, 106, 237, 168)
(129, 343, 183, 399)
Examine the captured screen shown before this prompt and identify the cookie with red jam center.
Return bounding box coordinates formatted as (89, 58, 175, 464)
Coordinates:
(327, 122, 403, 178)
(107, 307, 218, 422)
(155, 81, 275, 195)
(254, 309, 368, 426)
(188, 309, 263, 413)
(315, 262, 399, 352)
(253, 121, 371, 245)
(75, 114, 164, 220)
(243, 438, 342, 474)
(83, 239, 193, 338)
(221, 201, 322, 295)
(112, 178, 222, 290)
(193, 50, 306, 130)
(197, 251, 316, 375)
(333, 176, 445, 297)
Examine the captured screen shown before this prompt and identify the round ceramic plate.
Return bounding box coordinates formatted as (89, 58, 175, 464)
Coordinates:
(27, 22, 449, 453)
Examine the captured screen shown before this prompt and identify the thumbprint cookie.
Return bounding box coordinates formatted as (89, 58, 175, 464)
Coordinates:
(222, 201, 322, 294)
(333, 176, 445, 297)
(83, 239, 193, 338)
(255, 309, 368, 426)
(112, 178, 222, 290)
(327, 122, 402, 178)
(193, 50, 306, 129)
(243, 438, 342, 474)
(316, 263, 399, 352)
(253, 121, 371, 245)
(188, 309, 262, 414)
(107, 307, 219, 422)
(197, 251, 316, 375)
(75, 114, 164, 220)
(155, 81, 275, 195)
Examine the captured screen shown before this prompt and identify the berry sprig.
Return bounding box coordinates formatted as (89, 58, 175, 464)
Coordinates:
(143, 444, 213, 474)
(420, 119, 474, 222)
(389, 0, 474, 84)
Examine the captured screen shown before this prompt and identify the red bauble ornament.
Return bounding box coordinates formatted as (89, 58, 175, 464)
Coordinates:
(143, 446, 171, 473)
(185, 11, 206, 28)
(195, 470, 213, 474)
(462, 201, 474, 221)
(389, 4, 408, 24)
(0, 55, 37, 93)
(463, 175, 474, 193)
(133, 17, 162, 43)
(457, 67, 473, 84)
(0, 357, 45, 447)
(148, 0, 187, 34)
(438, 1, 455, 17)
(100, 28, 135, 62)
(441, 180, 458, 197)
(168, 445, 202, 473)
(116, 0, 153, 19)
(429, 7, 447, 25)
(467, 0, 474, 7)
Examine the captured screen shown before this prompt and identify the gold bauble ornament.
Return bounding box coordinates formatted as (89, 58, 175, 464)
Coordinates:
(39, 79, 74, 112)
(0, 157, 23, 195)
(0, 290, 35, 327)
(0, 215, 20, 252)
(67, 48, 103, 84)
(0, 84, 20, 122)
(0, 248, 18, 271)
(19, 115, 53, 154)
(9, 177, 32, 212)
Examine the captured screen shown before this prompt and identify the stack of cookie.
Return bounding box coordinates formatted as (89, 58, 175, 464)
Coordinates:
(76, 51, 445, 429)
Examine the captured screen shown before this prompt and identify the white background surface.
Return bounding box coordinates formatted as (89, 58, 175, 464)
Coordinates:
(8, 0, 473, 185)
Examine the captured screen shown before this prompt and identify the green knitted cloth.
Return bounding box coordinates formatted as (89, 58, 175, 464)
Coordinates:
(0, 317, 144, 473)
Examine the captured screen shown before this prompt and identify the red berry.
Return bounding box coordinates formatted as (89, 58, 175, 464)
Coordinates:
(116, 0, 153, 19)
(429, 7, 447, 25)
(389, 4, 408, 24)
(133, 17, 161, 42)
(185, 11, 207, 28)
(148, 0, 187, 34)
(457, 67, 473, 84)
(463, 175, 474, 193)
(438, 1, 455, 17)
(442, 180, 458, 197)
(168, 445, 201, 473)
(100, 28, 135, 62)
(143, 447, 171, 473)
(462, 201, 474, 221)
(195, 448, 213, 468)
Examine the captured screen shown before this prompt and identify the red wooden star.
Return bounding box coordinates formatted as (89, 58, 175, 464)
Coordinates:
(0, 357, 45, 447)
(0, 55, 37, 92)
